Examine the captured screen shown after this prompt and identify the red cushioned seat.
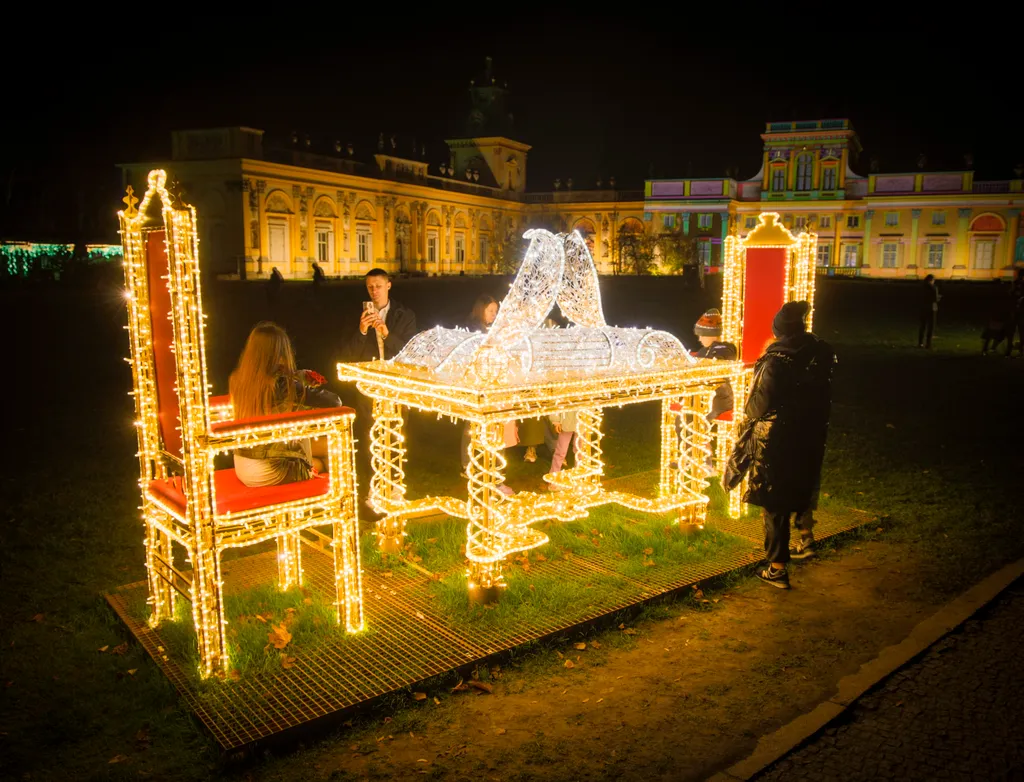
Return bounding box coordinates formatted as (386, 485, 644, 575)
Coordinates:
(149, 469, 331, 516)
(209, 394, 231, 408)
(716, 410, 734, 422)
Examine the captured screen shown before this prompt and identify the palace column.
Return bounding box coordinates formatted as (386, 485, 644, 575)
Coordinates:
(862, 210, 874, 271)
(910, 209, 922, 275)
(956, 208, 972, 270)
(255, 180, 267, 276)
(832, 211, 842, 268)
(1006, 209, 1021, 271)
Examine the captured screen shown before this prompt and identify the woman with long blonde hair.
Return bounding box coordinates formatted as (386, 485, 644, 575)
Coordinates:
(229, 322, 342, 487)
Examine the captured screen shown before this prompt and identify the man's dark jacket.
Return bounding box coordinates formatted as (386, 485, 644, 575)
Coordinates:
(343, 300, 418, 362)
(724, 332, 836, 512)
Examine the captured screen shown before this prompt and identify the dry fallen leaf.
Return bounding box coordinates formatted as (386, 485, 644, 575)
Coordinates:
(97, 645, 109, 653)
(268, 623, 292, 650)
(643, 548, 654, 556)
(622, 628, 637, 636)
(31, 614, 44, 623)
(281, 655, 297, 669)
(582, 698, 590, 703)
(496, 728, 507, 735)
(382, 571, 393, 579)
(597, 698, 604, 703)
(574, 642, 587, 651)
(433, 697, 440, 705)
(467, 680, 493, 694)
(303, 598, 313, 606)
(111, 642, 129, 656)
(127, 669, 138, 676)
(564, 660, 575, 669)
(591, 640, 601, 649)
(413, 692, 427, 701)
(108, 755, 128, 764)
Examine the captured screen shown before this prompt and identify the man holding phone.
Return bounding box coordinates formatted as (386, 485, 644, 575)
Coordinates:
(342, 268, 418, 517)
(344, 268, 418, 362)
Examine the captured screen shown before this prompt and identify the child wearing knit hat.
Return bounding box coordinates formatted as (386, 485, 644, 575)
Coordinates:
(692, 308, 738, 420)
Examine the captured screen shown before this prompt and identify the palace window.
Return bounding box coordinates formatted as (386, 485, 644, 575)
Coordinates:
(427, 231, 438, 264)
(974, 240, 995, 270)
(819, 215, 832, 229)
(795, 154, 813, 191)
(794, 216, 807, 230)
(927, 243, 945, 268)
(771, 167, 786, 191)
(697, 213, 713, 230)
(932, 211, 946, 226)
(357, 226, 372, 263)
(698, 240, 711, 264)
(455, 233, 466, 264)
(884, 212, 899, 227)
(315, 223, 333, 264)
(821, 166, 837, 191)
(817, 245, 832, 266)
(744, 216, 757, 229)
(843, 244, 860, 267)
(663, 214, 675, 229)
(882, 242, 899, 268)
(479, 236, 489, 267)
(847, 215, 861, 229)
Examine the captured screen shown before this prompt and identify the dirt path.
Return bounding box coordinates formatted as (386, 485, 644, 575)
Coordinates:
(251, 534, 935, 782)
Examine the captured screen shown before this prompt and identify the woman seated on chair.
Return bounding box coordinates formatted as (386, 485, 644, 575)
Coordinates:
(229, 321, 342, 487)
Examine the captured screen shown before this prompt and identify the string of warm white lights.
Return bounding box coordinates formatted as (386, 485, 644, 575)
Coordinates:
(120, 170, 363, 677)
(339, 228, 741, 596)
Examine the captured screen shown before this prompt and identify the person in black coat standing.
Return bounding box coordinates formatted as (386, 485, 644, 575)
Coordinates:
(918, 274, 941, 349)
(724, 301, 836, 589)
(342, 268, 418, 515)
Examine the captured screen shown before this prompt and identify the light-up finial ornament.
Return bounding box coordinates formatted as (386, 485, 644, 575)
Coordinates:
(122, 186, 139, 218)
(147, 169, 167, 192)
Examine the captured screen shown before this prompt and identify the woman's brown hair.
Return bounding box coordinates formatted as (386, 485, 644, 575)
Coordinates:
(229, 322, 298, 419)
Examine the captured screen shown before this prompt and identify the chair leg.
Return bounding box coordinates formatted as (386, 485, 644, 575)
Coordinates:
(333, 514, 364, 632)
(144, 510, 175, 625)
(277, 529, 303, 591)
(191, 546, 228, 677)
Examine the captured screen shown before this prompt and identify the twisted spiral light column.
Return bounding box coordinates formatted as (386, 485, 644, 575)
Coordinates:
(369, 398, 407, 552)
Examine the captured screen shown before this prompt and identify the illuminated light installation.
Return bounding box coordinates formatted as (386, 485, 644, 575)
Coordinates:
(120, 170, 363, 677)
(339, 229, 739, 598)
(718, 212, 818, 517)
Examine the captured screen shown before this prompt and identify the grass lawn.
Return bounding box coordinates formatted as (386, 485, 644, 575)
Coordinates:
(2, 272, 1023, 781)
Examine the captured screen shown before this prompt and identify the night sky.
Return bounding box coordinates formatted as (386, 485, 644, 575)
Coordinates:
(3, 20, 1019, 243)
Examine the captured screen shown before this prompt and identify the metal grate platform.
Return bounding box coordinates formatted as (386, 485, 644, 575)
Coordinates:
(105, 502, 875, 755)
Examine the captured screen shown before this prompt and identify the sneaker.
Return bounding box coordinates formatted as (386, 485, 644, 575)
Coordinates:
(757, 564, 790, 589)
(524, 446, 537, 463)
(790, 536, 815, 560)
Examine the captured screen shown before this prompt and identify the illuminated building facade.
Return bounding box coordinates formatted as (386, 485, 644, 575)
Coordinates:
(118, 60, 645, 280)
(647, 119, 1023, 280)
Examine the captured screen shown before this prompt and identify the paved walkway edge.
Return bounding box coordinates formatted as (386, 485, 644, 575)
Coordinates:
(707, 556, 1024, 782)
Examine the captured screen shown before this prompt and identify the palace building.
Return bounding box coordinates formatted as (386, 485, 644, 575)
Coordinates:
(119, 64, 1021, 281)
(646, 119, 1023, 279)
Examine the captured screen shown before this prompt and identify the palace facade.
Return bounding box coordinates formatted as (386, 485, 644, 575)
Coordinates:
(119, 68, 1021, 281)
(646, 119, 1023, 280)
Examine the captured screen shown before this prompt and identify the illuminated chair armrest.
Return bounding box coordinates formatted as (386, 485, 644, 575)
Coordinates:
(209, 394, 233, 422)
(207, 406, 356, 453)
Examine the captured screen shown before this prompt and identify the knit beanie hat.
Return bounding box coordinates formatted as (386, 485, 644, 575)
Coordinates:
(694, 308, 723, 337)
(772, 300, 810, 338)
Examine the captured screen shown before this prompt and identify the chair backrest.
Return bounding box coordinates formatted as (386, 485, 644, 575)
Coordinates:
(121, 170, 212, 482)
(721, 212, 818, 365)
(146, 229, 184, 459)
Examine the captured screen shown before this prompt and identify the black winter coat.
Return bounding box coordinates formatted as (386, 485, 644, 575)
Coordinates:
(343, 300, 418, 362)
(723, 332, 836, 512)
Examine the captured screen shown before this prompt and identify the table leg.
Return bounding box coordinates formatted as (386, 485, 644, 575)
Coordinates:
(369, 398, 407, 554)
(465, 420, 509, 603)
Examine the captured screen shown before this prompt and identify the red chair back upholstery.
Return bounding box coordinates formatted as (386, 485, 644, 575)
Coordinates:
(145, 229, 183, 459)
(740, 247, 787, 365)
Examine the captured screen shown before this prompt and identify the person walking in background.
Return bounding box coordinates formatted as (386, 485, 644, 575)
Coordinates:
(724, 301, 836, 590)
(918, 274, 941, 349)
(1005, 267, 1024, 358)
(981, 279, 1010, 356)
